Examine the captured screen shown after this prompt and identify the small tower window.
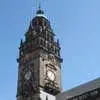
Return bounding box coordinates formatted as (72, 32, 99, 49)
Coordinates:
(38, 97, 41, 100)
(47, 34, 50, 41)
(51, 36, 53, 41)
(46, 96, 48, 100)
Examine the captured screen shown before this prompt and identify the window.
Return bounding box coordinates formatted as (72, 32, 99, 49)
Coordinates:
(46, 96, 48, 100)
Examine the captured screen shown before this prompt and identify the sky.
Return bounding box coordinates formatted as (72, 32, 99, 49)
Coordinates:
(0, 0, 100, 100)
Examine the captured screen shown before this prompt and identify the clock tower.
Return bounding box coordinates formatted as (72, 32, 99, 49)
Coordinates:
(16, 8, 63, 100)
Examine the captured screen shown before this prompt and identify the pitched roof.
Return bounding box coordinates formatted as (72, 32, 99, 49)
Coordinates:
(56, 77, 100, 100)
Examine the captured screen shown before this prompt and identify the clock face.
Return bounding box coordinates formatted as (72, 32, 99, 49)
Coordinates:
(25, 71, 31, 80)
(47, 70, 55, 81)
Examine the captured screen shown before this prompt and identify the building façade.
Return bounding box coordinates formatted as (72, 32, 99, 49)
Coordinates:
(16, 4, 100, 100)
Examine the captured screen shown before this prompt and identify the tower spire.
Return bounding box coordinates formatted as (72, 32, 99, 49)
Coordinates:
(38, 0, 41, 10)
(37, 0, 43, 11)
(36, 0, 44, 15)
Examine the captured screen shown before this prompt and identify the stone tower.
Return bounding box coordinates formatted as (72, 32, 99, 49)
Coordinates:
(16, 8, 63, 100)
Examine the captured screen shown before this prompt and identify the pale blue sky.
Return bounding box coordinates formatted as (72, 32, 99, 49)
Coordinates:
(0, 0, 100, 100)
